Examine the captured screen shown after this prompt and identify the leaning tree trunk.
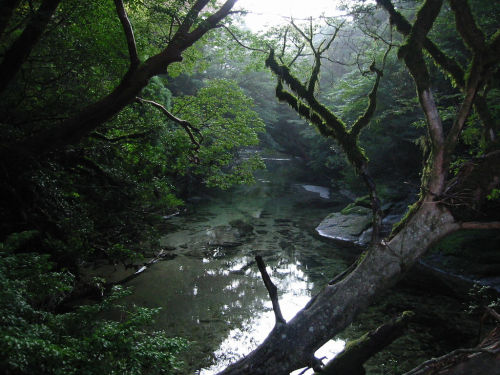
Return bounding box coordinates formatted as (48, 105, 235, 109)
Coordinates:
(217, 200, 461, 375)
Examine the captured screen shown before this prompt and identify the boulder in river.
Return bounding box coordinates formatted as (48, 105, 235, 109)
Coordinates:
(315, 206, 372, 244)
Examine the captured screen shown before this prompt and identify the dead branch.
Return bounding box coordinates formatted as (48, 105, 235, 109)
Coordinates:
(460, 221, 500, 230)
(255, 255, 286, 325)
(136, 97, 202, 151)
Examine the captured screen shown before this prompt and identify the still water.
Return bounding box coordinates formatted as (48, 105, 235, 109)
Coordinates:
(123, 158, 355, 373)
(121, 158, 475, 374)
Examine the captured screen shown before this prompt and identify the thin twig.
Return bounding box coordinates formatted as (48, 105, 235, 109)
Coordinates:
(136, 97, 202, 150)
(221, 25, 267, 53)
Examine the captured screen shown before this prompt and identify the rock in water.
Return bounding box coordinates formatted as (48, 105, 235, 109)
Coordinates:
(316, 206, 372, 244)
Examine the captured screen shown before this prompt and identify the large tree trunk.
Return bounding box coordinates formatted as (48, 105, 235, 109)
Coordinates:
(0, 0, 62, 94)
(217, 201, 461, 374)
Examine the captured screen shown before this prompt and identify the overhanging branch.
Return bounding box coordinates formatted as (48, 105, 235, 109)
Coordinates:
(136, 97, 202, 151)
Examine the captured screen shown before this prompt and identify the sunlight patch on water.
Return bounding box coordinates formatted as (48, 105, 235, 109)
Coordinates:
(290, 339, 346, 375)
(200, 262, 345, 374)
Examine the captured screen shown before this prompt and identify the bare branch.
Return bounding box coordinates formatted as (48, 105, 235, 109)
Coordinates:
(279, 26, 289, 62)
(113, 0, 140, 70)
(255, 256, 286, 326)
(221, 25, 267, 53)
(288, 44, 305, 66)
(136, 97, 202, 151)
(404, 347, 498, 375)
(460, 221, 500, 230)
(319, 20, 344, 54)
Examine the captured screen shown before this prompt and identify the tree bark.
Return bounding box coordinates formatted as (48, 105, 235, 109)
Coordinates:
(217, 202, 460, 375)
(316, 311, 414, 375)
(0, 0, 62, 94)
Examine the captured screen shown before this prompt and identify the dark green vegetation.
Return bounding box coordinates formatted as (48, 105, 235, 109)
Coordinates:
(1, 0, 499, 374)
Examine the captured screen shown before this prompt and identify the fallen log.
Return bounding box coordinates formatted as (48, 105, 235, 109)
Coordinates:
(315, 311, 414, 375)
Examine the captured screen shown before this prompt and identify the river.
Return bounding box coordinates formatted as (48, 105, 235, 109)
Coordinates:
(120, 157, 476, 374)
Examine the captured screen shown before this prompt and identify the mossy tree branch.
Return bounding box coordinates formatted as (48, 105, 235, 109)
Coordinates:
(377, 0, 499, 149)
(265, 50, 365, 170)
(265, 30, 385, 242)
(376, 0, 465, 87)
(274, 80, 335, 139)
(448, 0, 486, 52)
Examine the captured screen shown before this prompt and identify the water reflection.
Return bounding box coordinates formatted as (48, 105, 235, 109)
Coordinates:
(123, 158, 352, 373)
(201, 262, 345, 375)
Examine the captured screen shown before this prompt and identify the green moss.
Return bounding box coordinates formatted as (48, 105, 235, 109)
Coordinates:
(340, 195, 372, 214)
(390, 200, 422, 238)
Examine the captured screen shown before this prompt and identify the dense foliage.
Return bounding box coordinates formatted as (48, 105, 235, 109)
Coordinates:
(0, 231, 187, 375)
